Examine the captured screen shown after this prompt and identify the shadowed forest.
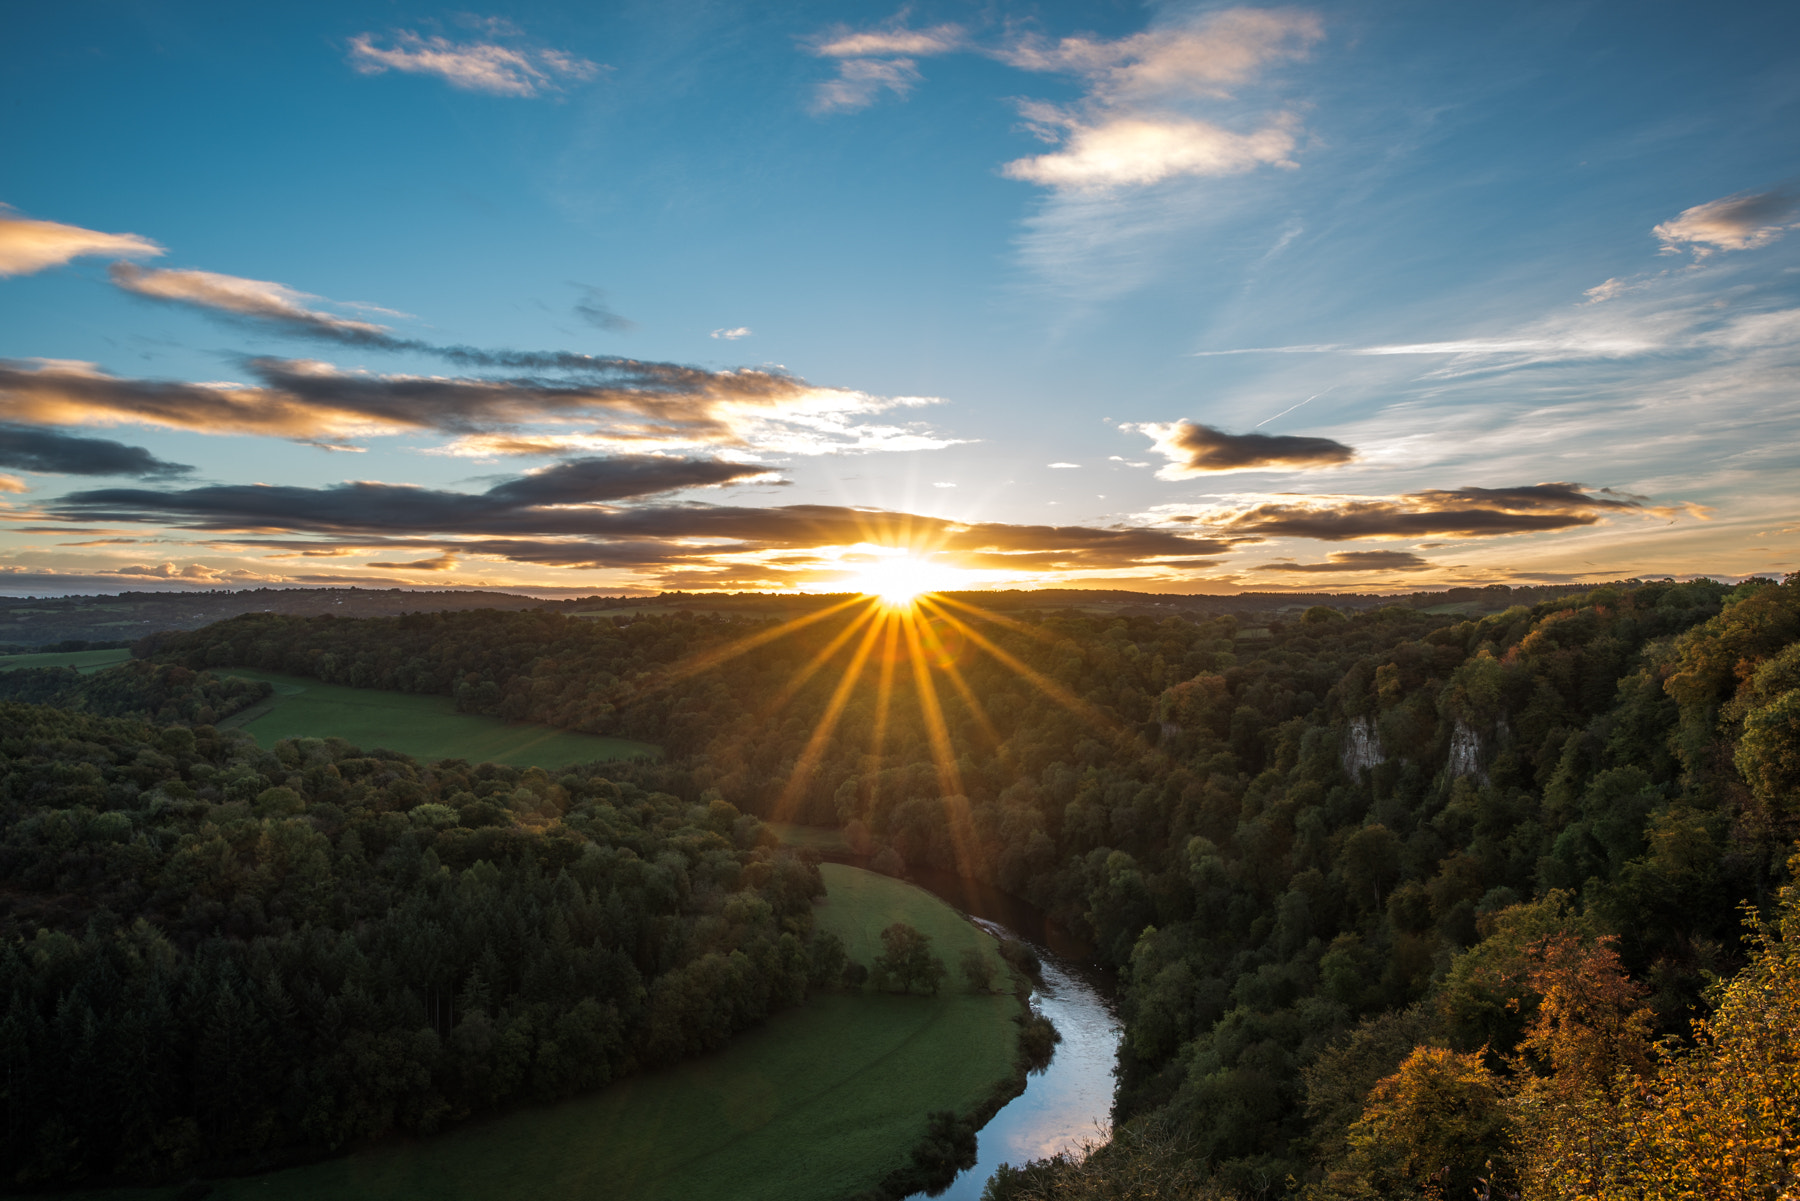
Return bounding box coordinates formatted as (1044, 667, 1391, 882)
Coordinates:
(4, 575, 1798, 1196)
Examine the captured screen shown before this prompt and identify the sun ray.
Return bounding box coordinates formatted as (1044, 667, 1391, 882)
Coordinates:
(917, 596, 1118, 733)
(756, 597, 882, 720)
(770, 605, 888, 824)
(913, 608, 1004, 750)
(657, 594, 867, 685)
(868, 609, 902, 770)
(900, 608, 979, 878)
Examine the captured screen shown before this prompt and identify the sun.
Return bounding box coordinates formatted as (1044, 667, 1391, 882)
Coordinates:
(850, 554, 951, 609)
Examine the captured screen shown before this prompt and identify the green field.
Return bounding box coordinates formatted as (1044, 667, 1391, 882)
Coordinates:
(58, 864, 1018, 1201)
(0, 647, 132, 673)
(215, 669, 657, 769)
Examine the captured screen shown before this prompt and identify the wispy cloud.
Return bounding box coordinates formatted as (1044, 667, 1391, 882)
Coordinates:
(1255, 549, 1431, 573)
(1655, 186, 1800, 258)
(805, 17, 964, 113)
(998, 8, 1321, 192)
(347, 26, 599, 97)
(711, 327, 753, 340)
(571, 284, 635, 333)
(1133, 419, 1354, 476)
(110, 263, 392, 342)
(0, 207, 163, 277)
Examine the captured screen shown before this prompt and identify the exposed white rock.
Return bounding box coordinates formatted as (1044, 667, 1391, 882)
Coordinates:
(1341, 715, 1384, 776)
(1448, 720, 1484, 780)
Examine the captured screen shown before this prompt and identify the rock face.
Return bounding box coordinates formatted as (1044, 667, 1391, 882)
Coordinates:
(1447, 720, 1483, 780)
(1341, 715, 1385, 777)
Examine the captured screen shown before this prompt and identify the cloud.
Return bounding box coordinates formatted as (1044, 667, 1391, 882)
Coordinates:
(1136, 420, 1354, 476)
(109, 263, 392, 342)
(0, 475, 26, 494)
(810, 24, 965, 59)
(1048, 462, 1080, 468)
(1655, 186, 1800, 258)
(368, 552, 458, 571)
(44, 462, 1233, 575)
(572, 285, 635, 333)
(0, 356, 953, 455)
(347, 28, 599, 97)
(0, 424, 191, 478)
(0, 207, 163, 277)
(1256, 550, 1431, 572)
(1003, 110, 1299, 190)
(1199, 483, 1667, 541)
(805, 18, 963, 113)
(998, 8, 1322, 192)
(50, 455, 780, 536)
(811, 58, 924, 114)
(711, 327, 753, 340)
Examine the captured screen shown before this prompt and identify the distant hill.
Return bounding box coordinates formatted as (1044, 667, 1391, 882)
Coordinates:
(0, 580, 1620, 649)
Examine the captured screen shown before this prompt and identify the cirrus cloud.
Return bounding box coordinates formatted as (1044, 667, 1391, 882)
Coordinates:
(348, 27, 599, 97)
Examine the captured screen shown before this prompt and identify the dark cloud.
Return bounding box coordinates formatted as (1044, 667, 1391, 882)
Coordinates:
(1149, 420, 1355, 473)
(46, 463, 1233, 573)
(51, 455, 779, 536)
(1214, 483, 1652, 541)
(571, 284, 636, 333)
(1257, 550, 1431, 572)
(0, 425, 191, 477)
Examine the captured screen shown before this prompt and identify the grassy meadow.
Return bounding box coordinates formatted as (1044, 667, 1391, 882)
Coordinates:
(55, 864, 1019, 1201)
(0, 647, 132, 673)
(215, 668, 657, 768)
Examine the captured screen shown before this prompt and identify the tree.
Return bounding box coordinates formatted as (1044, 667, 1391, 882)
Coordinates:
(960, 946, 996, 993)
(872, 922, 947, 995)
(1338, 1045, 1515, 1200)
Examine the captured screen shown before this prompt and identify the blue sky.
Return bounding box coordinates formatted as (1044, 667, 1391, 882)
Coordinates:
(1, 0, 1796, 595)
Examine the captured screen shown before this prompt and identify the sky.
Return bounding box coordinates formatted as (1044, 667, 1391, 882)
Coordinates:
(1, 0, 1797, 597)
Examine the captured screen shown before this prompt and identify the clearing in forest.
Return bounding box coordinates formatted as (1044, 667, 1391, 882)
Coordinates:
(215, 668, 657, 768)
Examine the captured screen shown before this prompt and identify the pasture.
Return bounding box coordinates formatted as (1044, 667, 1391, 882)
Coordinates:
(55, 864, 1019, 1201)
(0, 647, 132, 673)
(216, 668, 657, 768)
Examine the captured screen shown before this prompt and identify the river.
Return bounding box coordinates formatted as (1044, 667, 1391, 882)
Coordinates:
(886, 867, 1124, 1201)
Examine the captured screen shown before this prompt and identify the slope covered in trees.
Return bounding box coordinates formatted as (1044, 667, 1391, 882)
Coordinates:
(0, 703, 829, 1186)
(136, 575, 1800, 1192)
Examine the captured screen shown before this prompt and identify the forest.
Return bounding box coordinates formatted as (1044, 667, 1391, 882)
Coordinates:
(0, 701, 836, 1185)
(4, 573, 1797, 1195)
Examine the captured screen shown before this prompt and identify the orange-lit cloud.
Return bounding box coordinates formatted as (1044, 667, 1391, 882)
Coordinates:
(109, 263, 391, 341)
(0, 207, 163, 277)
(0, 357, 953, 455)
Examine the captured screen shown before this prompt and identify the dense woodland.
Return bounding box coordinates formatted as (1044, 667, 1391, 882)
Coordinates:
(0, 703, 834, 1185)
(4, 574, 1797, 1194)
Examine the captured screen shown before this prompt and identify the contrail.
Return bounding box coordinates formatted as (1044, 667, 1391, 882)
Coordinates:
(1254, 386, 1333, 429)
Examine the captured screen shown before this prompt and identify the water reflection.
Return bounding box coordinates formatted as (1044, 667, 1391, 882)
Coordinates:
(887, 868, 1122, 1201)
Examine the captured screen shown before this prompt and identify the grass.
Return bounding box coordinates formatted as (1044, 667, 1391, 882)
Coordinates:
(56, 864, 1019, 1201)
(0, 647, 132, 673)
(214, 669, 657, 769)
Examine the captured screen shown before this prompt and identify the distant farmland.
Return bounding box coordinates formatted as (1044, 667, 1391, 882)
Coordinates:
(217, 668, 657, 768)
